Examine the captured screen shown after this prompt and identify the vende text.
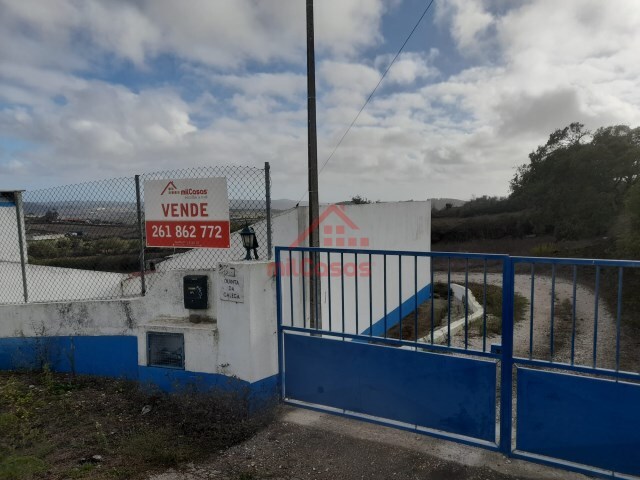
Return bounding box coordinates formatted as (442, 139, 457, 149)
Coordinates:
(161, 203, 208, 218)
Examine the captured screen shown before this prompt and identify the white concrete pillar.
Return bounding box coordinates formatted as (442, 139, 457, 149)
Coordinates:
(216, 261, 278, 386)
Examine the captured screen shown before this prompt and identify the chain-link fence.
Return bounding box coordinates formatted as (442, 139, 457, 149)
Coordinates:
(0, 191, 28, 304)
(0, 164, 271, 305)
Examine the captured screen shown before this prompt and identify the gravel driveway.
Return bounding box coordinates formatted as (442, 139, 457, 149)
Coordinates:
(437, 272, 618, 369)
(150, 406, 586, 480)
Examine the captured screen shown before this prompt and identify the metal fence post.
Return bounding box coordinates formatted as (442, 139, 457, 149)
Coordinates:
(134, 175, 146, 296)
(275, 247, 284, 398)
(499, 257, 515, 455)
(265, 162, 273, 260)
(14, 191, 28, 303)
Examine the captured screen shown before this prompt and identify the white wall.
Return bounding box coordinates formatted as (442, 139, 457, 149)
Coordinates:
(278, 202, 432, 336)
(0, 262, 278, 385)
(0, 269, 215, 339)
(0, 262, 135, 305)
(216, 261, 277, 383)
(0, 192, 27, 264)
(429, 283, 483, 344)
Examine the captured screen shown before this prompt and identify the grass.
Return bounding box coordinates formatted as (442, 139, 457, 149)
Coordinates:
(467, 282, 528, 337)
(530, 242, 559, 257)
(0, 456, 47, 479)
(0, 371, 274, 480)
(387, 286, 463, 341)
(387, 282, 528, 341)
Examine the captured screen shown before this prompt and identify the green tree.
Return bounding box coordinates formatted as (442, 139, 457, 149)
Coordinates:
(95, 237, 128, 254)
(617, 181, 640, 257)
(28, 240, 57, 259)
(43, 209, 59, 223)
(510, 122, 640, 240)
(55, 238, 72, 257)
(351, 195, 372, 204)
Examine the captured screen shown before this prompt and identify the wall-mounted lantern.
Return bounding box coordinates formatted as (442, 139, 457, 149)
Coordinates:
(240, 226, 259, 260)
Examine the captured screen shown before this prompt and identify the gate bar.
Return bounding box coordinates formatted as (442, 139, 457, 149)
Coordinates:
(499, 257, 514, 455)
(275, 248, 284, 396)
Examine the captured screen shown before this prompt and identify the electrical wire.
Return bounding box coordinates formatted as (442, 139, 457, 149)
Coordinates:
(295, 0, 436, 205)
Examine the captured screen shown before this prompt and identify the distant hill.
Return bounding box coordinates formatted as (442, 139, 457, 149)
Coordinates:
(23, 197, 455, 219)
(24, 201, 138, 223)
(271, 199, 307, 210)
(23, 198, 281, 224)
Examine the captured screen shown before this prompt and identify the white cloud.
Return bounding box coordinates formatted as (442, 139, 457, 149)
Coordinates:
(2, 0, 640, 203)
(0, 83, 197, 177)
(214, 73, 306, 102)
(375, 50, 439, 85)
(321, 60, 381, 89)
(435, 0, 495, 55)
(0, 0, 393, 70)
(0, 159, 25, 175)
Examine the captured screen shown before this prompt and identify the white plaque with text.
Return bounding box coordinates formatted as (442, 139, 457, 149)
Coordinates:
(218, 264, 244, 303)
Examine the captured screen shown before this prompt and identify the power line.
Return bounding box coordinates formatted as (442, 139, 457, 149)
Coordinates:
(296, 0, 436, 205)
(320, 0, 435, 175)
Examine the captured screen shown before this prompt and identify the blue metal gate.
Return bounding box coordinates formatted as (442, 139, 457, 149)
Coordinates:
(275, 247, 640, 479)
(508, 257, 640, 479)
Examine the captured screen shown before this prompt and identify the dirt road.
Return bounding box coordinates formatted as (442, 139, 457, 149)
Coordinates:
(439, 272, 618, 369)
(150, 406, 585, 480)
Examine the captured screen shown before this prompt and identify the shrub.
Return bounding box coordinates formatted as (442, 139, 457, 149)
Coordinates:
(531, 243, 558, 257)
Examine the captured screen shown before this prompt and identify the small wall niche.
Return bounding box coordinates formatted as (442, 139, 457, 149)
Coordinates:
(147, 332, 185, 369)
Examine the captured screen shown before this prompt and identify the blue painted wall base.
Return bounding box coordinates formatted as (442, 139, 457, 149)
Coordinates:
(0, 336, 138, 378)
(361, 283, 432, 337)
(0, 335, 278, 405)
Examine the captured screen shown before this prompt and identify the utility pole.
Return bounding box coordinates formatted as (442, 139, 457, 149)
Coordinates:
(306, 0, 320, 329)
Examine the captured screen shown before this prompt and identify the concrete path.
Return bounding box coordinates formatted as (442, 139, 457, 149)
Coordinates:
(150, 406, 587, 480)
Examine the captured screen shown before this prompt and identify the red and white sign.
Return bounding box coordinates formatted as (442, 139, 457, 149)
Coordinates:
(144, 178, 230, 248)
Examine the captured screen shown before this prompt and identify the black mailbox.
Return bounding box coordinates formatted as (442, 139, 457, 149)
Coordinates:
(183, 275, 208, 309)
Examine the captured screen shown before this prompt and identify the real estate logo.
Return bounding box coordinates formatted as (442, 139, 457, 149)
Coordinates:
(160, 181, 179, 196)
(160, 180, 208, 196)
(275, 205, 371, 277)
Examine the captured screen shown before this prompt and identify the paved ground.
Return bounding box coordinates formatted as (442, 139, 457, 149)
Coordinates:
(150, 406, 588, 480)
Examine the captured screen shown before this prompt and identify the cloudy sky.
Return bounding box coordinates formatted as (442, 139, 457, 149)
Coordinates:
(1, 0, 640, 202)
